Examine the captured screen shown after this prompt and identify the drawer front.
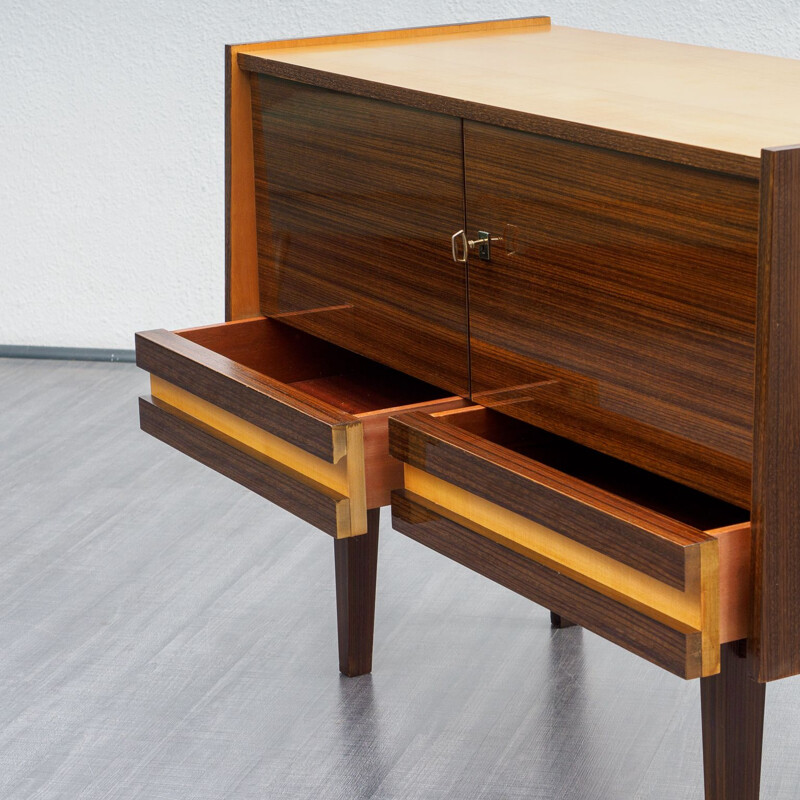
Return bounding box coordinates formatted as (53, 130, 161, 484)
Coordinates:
(463, 121, 759, 507)
(250, 75, 470, 396)
(392, 490, 705, 678)
(141, 396, 352, 537)
(389, 410, 751, 679)
(136, 324, 367, 538)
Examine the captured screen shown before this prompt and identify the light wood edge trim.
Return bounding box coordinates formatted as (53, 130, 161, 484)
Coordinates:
(174, 316, 265, 335)
(344, 422, 367, 538)
(232, 17, 551, 56)
(330, 427, 348, 464)
(227, 44, 260, 320)
(686, 540, 721, 677)
(354, 395, 468, 420)
(403, 464, 703, 630)
(708, 522, 752, 536)
(151, 376, 349, 496)
(428, 404, 485, 419)
(335, 498, 353, 538)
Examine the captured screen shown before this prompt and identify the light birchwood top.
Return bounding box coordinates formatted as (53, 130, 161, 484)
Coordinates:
(237, 17, 800, 176)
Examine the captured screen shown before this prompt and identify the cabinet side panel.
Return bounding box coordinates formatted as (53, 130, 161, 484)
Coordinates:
(751, 144, 800, 682)
(251, 75, 469, 396)
(464, 122, 759, 507)
(226, 46, 261, 320)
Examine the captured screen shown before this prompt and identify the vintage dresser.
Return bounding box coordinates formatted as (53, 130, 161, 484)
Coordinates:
(135, 17, 800, 798)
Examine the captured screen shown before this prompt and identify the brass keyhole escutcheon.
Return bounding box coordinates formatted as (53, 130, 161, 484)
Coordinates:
(451, 225, 519, 263)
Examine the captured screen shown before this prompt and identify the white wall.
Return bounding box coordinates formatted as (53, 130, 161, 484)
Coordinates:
(2, 1, 798, 349)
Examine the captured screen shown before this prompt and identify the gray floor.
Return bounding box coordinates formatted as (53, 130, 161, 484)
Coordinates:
(2, 359, 800, 800)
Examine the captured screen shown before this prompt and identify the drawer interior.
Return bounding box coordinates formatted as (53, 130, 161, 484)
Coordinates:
(179, 316, 450, 413)
(431, 406, 749, 530)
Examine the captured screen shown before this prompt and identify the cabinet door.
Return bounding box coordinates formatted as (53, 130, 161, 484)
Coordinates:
(251, 75, 469, 396)
(463, 121, 759, 507)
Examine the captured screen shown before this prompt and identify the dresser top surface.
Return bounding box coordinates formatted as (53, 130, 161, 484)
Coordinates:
(239, 18, 800, 163)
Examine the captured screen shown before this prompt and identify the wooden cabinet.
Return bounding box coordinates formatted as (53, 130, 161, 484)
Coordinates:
(136, 16, 800, 798)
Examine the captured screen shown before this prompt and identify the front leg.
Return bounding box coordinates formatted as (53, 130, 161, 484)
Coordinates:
(334, 508, 380, 677)
(701, 641, 766, 799)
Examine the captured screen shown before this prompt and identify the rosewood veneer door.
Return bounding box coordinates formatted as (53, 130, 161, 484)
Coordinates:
(250, 75, 469, 396)
(463, 121, 760, 508)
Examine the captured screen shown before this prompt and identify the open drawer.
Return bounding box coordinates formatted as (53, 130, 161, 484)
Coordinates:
(389, 406, 752, 679)
(136, 316, 466, 538)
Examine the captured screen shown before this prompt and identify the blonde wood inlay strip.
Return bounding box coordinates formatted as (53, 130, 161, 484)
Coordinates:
(334, 491, 352, 537)
(344, 422, 367, 537)
(151, 375, 349, 497)
(698, 541, 721, 676)
(404, 464, 702, 629)
(233, 16, 550, 55)
(403, 488, 702, 639)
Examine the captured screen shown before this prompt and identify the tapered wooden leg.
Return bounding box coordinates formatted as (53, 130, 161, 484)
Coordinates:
(701, 641, 766, 800)
(550, 612, 576, 629)
(334, 508, 379, 677)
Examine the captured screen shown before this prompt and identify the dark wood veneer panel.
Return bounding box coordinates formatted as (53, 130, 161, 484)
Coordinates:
(472, 374, 752, 509)
(238, 53, 760, 180)
(464, 122, 759, 506)
(135, 326, 353, 463)
(139, 397, 345, 536)
(389, 411, 721, 591)
(250, 75, 469, 396)
(751, 144, 800, 682)
(392, 490, 703, 679)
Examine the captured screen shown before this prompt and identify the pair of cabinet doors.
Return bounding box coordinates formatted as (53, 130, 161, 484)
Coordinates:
(251, 75, 758, 508)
